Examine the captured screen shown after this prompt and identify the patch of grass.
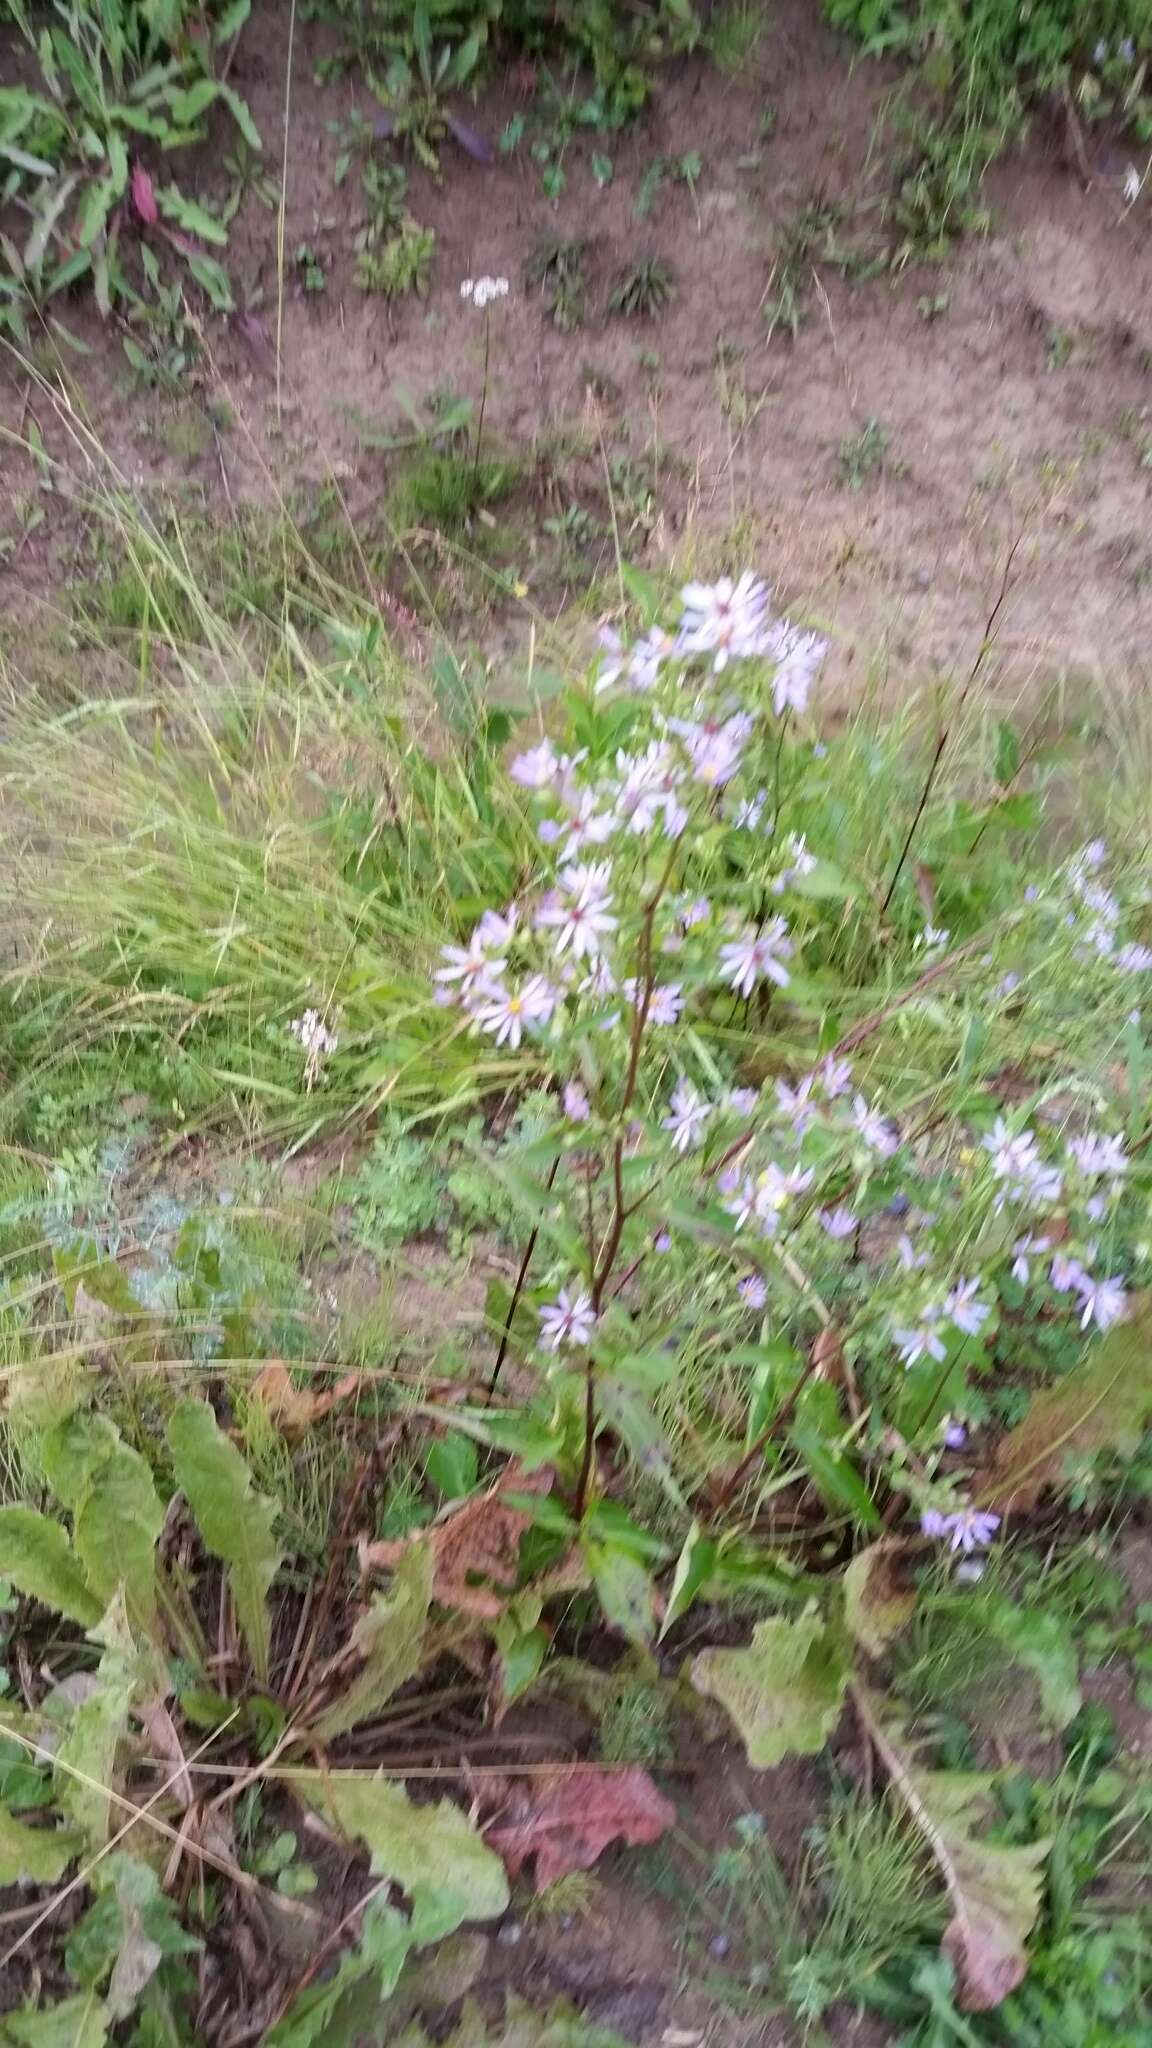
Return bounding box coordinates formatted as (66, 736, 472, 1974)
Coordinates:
(608, 255, 674, 319)
(707, 0, 766, 76)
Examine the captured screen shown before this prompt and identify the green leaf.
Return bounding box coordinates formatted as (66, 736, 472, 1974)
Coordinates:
(311, 1772, 508, 1945)
(659, 1520, 716, 1640)
(854, 1690, 1050, 2012)
(310, 1543, 433, 1742)
(691, 1611, 849, 1768)
(986, 1602, 1081, 1731)
(0, 1508, 102, 1627)
(993, 718, 1020, 785)
(154, 184, 227, 244)
(392, 1993, 634, 2046)
(55, 1595, 140, 1849)
(264, 1898, 412, 2048)
(217, 83, 262, 151)
(1, 1995, 110, 2048)
(183, 249, 233, 311)
(789, 1419, 882, 1530)
(843, 1540, 917, 1658)
(584, 1538, 655, 1648)
(168, 1400, 282, 1682)
(74, 1446, 164, 1635)
(0, 1801, 84, 1884)
(65, 1855, 198, 2019)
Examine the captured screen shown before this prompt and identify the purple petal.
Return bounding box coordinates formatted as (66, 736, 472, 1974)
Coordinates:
(446, 112, 494, 163)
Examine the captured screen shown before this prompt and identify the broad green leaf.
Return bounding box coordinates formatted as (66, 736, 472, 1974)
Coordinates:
(311, 1543, 433, 1742)
(312, 1772, 508, 1945)
(0, 1801, 84, 1884)
(854, 1690, 1050, 2012)
(584, 1538, 655, 1648)
(975, 1296, 1152, 1511)
(692, 1611, 849, 1768)
(789, 1420, 882, 1530)
(154, 184, 227, 244)
(74, 1446, 164, 1635)
(1, 1995, 110, 2048)
(41, 1412, 120, 1510)
(55, 1595, 140, 1849)
(264, 1898, 411, 2048)
(64, 1854, 198, 2019)
(987, 1602, 1081, 1731)
(168, 1399, 282, 1681)
(843, 1539, 916, 1658)
(0, 1508, 101, 1627)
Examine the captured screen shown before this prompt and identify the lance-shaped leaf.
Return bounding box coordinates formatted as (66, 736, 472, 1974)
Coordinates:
(310, 1772, 508, 1946)
(168, 1399, 282, 1682)
(1, 1994, 110, 2048)
(310, 1542, 433, 1742)
(0, 1508, 102, 1627)
(974, 1298, 1152, 1512)
(691, 1611, 849, 1768)
(73, 1444, 164, 1636)
(55, 1595, 140, 1849)
(854, 1687, 1050, 2010)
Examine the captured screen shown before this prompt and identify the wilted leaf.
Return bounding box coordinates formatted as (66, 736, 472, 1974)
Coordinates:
(312, 1772, 509, 1944)
(0, 1801, 84, 1884)
(0, 1508, 102, 1627)
(855, 1688, 1050, 2010)
(360, 1463, 551, 1619)
(250, 1362, 360, 1437)
(310, 1543, 433, 1742)
(691, 1611, 849, 1768)
(265, 1898, 412, 2048)
(477, 1764, 676, 1889)
(843, 1540, 917, 1658)
(168, 1399, 282, 1681)
(974, 1301, 1152, 1512)
(1, 1995, 110, 2048)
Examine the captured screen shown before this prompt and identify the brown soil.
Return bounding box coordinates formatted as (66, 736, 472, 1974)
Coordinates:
(4, 0, 1152, 703)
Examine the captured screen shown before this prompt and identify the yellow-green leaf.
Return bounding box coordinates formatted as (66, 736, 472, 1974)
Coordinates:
(691, 1611, 849, 1768)
(311, 1773, 508, 1945)
(311, 1543, 433, 1742)
(0, 1508, 102, 1628)
(0, 1803, 84, 1884)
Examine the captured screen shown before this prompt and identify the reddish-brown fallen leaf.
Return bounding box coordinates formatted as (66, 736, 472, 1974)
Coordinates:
(250, 1361, 359, 1437)
(130, 163, 158, 224)
(477, 1765, 676, 1888)
(359, 1462, 551, 1619)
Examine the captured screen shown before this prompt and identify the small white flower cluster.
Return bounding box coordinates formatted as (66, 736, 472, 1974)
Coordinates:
(1058, 840, 1152, 973)
(289, 1008, 338, 1089)
(434, 576, 829, 1056)
(460, 275, 509, 309)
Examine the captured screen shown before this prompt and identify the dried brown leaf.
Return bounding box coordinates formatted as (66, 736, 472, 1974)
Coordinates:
(974, 1296, 1152, 1512)
(477, 1764, 676, 1888)
(360, 1463, 551, 1619)
(250, 1362, 360, 1437)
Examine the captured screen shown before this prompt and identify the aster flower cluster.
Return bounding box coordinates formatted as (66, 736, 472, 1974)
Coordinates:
(434, 576, 829, 1059)
(1056, 839, 1152, 975)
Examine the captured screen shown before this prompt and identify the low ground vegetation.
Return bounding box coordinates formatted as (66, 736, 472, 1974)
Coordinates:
(0, 492, 1148, 2045)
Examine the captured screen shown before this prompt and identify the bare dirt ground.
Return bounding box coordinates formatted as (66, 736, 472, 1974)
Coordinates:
(5, 0, 1152, 703)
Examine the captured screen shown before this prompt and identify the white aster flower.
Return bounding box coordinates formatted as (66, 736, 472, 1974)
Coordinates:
(537, 865, 618, 961)
(850, 1094, 899, 1157)
(663, 1077, 712, 1154)
(738, 1273, 768, 1309)
(764, 620, 827, 716)
(1074, 1272, 1128, 1331)
(677, 572, 771, 671)
(289, 1009, 338, 1089)
(893, 1312, 948, 1368)
(718, 918, 793, 997)
(1011, 1233, 1050, 1284)
(818, 1055, 853, 1099)
(944, 1277, 990, 1336)
(819, 1205, 858, 1240)
(539, 1286, 595, 1350)
(475, 975, 556, 1047)
(1067, 1132, 1127, 1180)
(510, 739, 560, 789)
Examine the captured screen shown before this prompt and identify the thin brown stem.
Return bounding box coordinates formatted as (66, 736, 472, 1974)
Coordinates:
(880, 533, 1023, 918)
